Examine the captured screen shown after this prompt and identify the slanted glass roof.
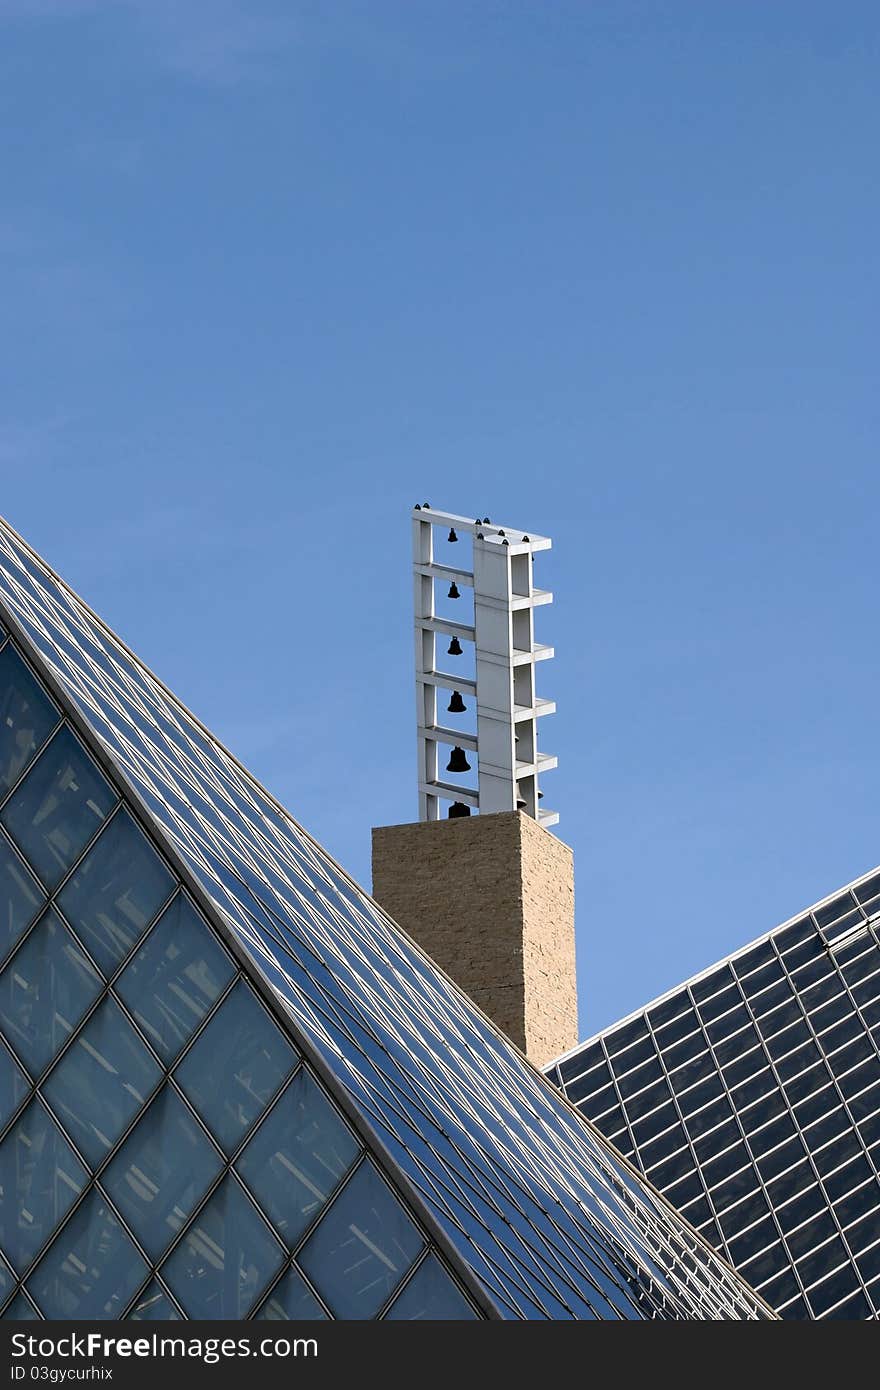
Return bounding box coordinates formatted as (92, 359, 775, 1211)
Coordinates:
(551, 869, 880, 1319)
(0, 679, 479, 1319)
(0, 515, 770, 1319)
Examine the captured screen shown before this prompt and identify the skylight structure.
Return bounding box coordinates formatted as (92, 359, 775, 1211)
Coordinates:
(0, 516, 768, 1320)
(551, 875, 880, 1319)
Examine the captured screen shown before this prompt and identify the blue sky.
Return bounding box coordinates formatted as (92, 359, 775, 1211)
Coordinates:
(2, 2, 878, 1036)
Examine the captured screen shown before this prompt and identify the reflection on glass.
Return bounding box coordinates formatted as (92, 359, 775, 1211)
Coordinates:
(238, 1067, 359, 1243)
(116, 894, 234, 1063)
(102, 1085, 222, 1261)
(162, 1174, 284, 1319)
(0, 645, 57, 796)
(1, 1292, 41, 1320)
(384, 1254, 477, 1320)
(256, 1265, 327, 1320)
(299, 1160, 424, 1319)
(175, 981, 296, 1153)
(0, 1098, 87, 1272)
(57, 809, 174, 976)
(1, 727, 115, 890)
(127, 1279, 181, 1321)
(0, 833, 44, 966)
(43, 997, 162, 1168)
(0, 1042, 30, 1129)
(0, 908, 102, 1076)
(0, 521, 777, 1324)
(26, 1189, 148, 1320)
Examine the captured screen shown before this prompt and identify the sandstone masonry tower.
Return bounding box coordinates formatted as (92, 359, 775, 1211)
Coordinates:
(371, 506, 577, 1068)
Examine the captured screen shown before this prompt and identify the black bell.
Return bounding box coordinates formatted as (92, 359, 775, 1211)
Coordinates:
(482, 516, 490, 524)
(516, 798, 527, 809)
(447, 636, 462, 656)
(498, 529, 505, 536)
(538, 791, 544, 800)
(448, 582, 460, 599)
(448, 801, 470, 818)
(446, 746, 471, 773)
(448, 528, 458, 543)
(522, 534, 530, 542)
(448, 691, 466, 714)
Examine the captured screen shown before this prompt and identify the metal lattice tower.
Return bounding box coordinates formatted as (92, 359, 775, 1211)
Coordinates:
(412, 505, 558, 827)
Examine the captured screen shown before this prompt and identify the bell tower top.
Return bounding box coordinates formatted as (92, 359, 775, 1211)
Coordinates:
(411, 504, 557, 828)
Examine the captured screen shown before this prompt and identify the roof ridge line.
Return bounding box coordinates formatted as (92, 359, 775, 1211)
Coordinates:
(554, 857, 880, 1064)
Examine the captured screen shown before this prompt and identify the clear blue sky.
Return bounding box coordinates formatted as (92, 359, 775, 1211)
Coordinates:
(2, 2, 878, 1037)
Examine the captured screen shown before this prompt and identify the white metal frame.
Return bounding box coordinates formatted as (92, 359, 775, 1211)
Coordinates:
(412, 505, 558, 827)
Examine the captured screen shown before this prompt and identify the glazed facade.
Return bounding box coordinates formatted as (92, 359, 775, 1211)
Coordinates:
(552, 875, 880, 1318)
(0, 516, 769, 1320)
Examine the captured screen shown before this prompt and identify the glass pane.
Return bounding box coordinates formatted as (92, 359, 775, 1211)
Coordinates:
(823, 1288, 871, 1321)
(0, 908, 102, 1076)
(42, 997, 162, 1168)
(1, 1293, 41, 1320)
(57, 809, 175, 976)
(0, 1098, 87, 1272)
(102, 1085, 223, 1261)
(237, 1068, 359, 1244)
(27, 1188, 148, 1319)
(384, 1254, 477, 1320)
(116, 893, 234, 1063)
(162, 1174, 284, 1319)
(630, 1100, 677, 1147)
(175, 981, 297, 1154)
(608, 1017, 649, 1053)
(623, 1077, 670, 1122)
(649, 992, 693, 1030)
(0, 1042, 30, 1129)
(0, 645, 58, 796)
(256, 1266, 327, 1320)
(797, 1235, 847, 1292)
(616, 1056, 663, 1099)
(1, 727, 115, 890)
(299, 1160, 424, 1319)
(127, 1279, 181, 1321)
(0, 833, 44, 966)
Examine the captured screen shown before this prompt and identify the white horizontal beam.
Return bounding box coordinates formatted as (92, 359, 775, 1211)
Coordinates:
(511, 588, 553, 611)
(419, 779, 479, 807)
(516, 751, 558, 776)
(475, 534, 547, 555)
(412, 505, 551, 549)
(415, 617, 475, 641)
(414, 562, 474, 588)
(419, 724, 479, 752)
(418, 671, 477, 695)
(512, 642, 554, 667)
(514, 696, 556, 721)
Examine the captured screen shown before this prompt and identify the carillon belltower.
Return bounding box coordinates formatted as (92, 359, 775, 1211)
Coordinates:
(372, 506, 577, 1068)
(410, 505, 558, 825)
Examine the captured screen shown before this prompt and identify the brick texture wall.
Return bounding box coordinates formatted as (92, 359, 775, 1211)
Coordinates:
(371, 812, 577, 1068)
